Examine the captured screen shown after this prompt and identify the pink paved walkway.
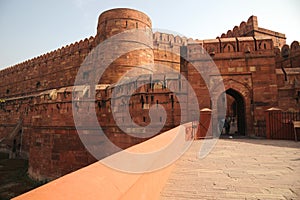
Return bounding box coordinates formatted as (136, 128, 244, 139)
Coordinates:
(160, 139, 300, 199)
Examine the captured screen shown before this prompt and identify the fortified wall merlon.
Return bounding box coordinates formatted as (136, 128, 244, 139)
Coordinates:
(219, 15, 286, 48)
(0, 8, 300, 181)
(187, 36, 274, 57)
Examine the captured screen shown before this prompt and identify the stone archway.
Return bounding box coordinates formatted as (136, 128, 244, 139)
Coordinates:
(211, 78, 253, 136)
(217, 88, 246, 135)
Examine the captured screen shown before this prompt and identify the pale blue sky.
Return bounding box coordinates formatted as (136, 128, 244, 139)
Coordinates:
(0, 0, 299, 69)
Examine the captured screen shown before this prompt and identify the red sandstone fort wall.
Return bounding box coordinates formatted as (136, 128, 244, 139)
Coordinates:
(275, 41, 300, 110)
(184, 36, 279, 134)
(0, 8, 299, 181)
(153, 32, 192, 72)
(0, 37, 95, 98)
(0, 75, 185, 180)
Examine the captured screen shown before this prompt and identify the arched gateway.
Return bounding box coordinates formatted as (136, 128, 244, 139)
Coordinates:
(217, 88, 246, 135)
(212, 78, 253, 136)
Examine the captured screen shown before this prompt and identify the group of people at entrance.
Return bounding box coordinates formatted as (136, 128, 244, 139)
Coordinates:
(220, 116, 237, 135)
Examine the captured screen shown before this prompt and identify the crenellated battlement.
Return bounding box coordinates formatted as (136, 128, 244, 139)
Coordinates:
(152, 32, 194, 71)
(187, 36, 274, 59)
(275, 40, 300, 69)
(0, 36, 95, 76)
(220, 16, 258, 38)
(153, 32, 191, 47)
(0, 31, 192, 77)
(275, 40, 300, 58)
(0, 36, 96, 98)
(219, 15, 286, 48)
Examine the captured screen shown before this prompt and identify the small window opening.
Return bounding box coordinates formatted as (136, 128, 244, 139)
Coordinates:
(36, 81, 41, 88)
(102, 100, 106, 107)
(141, 95, 144, 108)
(83, 71, 89, 80)
(179, 81, 181, 91)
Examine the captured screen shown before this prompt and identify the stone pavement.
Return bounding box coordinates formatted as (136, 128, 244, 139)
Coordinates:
(160, 139, 300, 200)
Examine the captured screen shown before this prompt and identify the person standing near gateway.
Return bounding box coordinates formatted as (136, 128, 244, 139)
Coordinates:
(224, 115, 231, 135)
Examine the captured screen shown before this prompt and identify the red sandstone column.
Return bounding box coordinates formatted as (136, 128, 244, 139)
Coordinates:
(196, 108, 212, 139)
(265, 107, 282, 139)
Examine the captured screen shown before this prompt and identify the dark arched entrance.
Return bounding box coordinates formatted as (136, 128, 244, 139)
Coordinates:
(217, 88, 246, 135)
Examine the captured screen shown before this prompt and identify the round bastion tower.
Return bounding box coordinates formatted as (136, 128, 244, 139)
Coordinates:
(95, 8, 154, 84)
